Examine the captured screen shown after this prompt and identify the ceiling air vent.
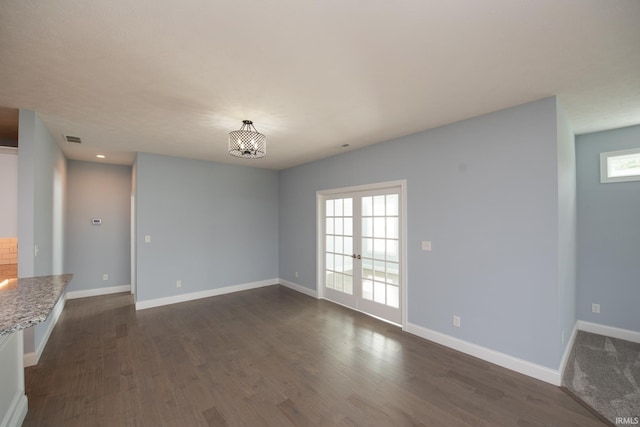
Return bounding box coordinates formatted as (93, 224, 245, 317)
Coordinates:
(64, 134, 82, 144)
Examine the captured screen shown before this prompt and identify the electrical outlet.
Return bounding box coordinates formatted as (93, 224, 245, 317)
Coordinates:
(176, 280, 182, 288)
(592, 303, 600, 314)
(145, 235, 151, 243)
(453, 315, 461, 328)
(103, 274, 108, 281)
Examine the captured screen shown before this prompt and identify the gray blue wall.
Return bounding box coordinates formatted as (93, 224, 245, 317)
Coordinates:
(65, 160, 132, 292)
(556, 104, 577, 355)
(0, 152, 18, 237)
(135, 153, 279, 303)
(279, 97, 571, 369)
(576, 125, 640, 332)
(12, 101, 637, 376)
(17, 110, 67, 353)
(17, 110, 36, 279)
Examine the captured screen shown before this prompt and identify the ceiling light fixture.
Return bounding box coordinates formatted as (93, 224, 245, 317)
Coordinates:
(96, 154, 106, 159)
(228, 120, 266, 159)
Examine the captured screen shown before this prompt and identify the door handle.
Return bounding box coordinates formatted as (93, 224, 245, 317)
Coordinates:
(352, 254, 362, 259)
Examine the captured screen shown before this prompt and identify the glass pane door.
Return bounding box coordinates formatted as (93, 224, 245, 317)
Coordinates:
(322, 187, 402, 325)
(358, 193, 401, 324)
(324, 197, 356, 307)
(360, 194, 400, 307)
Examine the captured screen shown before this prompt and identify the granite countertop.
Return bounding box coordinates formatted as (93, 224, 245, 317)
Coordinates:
(0, 274, 73, 335)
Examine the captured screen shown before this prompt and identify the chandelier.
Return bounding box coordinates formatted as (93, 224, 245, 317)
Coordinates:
(228, 120, 266, 159)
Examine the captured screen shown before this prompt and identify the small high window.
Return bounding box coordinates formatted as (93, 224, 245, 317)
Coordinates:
(600, 148, 640, 183)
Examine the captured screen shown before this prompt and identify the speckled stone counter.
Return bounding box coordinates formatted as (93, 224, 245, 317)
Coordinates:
(0, 274, 73, 335)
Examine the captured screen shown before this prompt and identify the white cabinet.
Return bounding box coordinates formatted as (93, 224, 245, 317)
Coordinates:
(0, 330, 28, 427)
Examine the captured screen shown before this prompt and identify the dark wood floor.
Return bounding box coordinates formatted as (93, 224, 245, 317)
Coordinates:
(24, 285, 606, 426)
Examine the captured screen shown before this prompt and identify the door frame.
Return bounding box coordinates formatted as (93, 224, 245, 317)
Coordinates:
(131, 193, 136, 296)
(316, 179, 408, 329)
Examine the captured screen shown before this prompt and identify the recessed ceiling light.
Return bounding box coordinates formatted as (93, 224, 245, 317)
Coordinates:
(96, 154, 106, 159)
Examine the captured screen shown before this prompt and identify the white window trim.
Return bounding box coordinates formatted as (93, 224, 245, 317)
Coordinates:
(600, 148, 640, 184)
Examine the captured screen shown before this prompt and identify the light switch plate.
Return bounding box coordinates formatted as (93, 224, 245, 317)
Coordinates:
(453, 315, 461, 327)
(421, 241, 432, 251)
(145, 235, 151, 243)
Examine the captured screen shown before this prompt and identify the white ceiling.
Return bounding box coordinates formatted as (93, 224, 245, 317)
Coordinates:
(1, 0, 639, 170)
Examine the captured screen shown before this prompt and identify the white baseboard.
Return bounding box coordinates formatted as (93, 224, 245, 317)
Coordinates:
(22, 352, 37, 368)
(24, 292, 67, 367)
(66, 284, 131, 300)
(577, 320, 640, 344)
(278, 279, 318, 298)
(559, 322, 579, 379)
(1, 393, 27, 427)
(135, 278, 278, 311)
(404, 322, 562, 386)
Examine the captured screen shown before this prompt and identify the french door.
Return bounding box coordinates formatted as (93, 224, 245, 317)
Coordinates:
(322, 184, 403, 325)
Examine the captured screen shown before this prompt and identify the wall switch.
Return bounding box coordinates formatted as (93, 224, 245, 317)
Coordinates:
(145, 235, 151, 243)
(103, 274, 108, 281)
(592, 303, 600, 314)
(421, 241, 432, 251)
(176, 280, 182, 288)
(453, 315, 461, 327)
(295, 272, 299, 278)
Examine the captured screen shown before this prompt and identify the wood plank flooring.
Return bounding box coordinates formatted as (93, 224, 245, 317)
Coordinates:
(23, 286, 606, 426)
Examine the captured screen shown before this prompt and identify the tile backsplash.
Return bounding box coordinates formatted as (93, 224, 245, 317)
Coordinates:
(0, 237, 18, 280)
